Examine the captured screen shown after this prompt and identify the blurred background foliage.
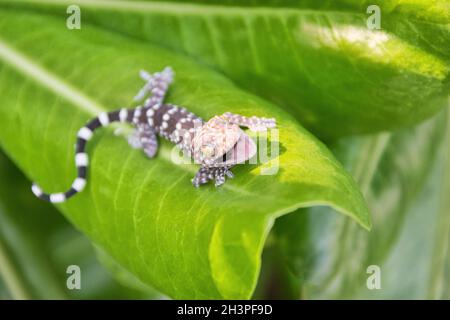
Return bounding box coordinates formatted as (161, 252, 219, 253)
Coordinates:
(258, 107, 450, 299)
(0, 151, 161, 299)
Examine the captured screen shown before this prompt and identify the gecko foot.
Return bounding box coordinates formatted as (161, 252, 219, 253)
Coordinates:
(192, 166, 234, 188)
(127, 127, 159, 158)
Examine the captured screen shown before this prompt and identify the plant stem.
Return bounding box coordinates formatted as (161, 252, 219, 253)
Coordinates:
(0, 234, 32, 300)
(427, 105, 450, 299)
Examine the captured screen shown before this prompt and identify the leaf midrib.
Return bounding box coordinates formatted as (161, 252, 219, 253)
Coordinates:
(3, 0, 364, 16)
(6, 0, 450, 25)
(0, 37, 103, 114)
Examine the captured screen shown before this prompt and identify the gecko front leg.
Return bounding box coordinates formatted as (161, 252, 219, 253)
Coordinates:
(192, 166, 234, 188)
(222, 112, 276, 132)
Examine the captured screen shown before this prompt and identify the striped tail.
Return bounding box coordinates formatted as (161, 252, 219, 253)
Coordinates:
(32, 107, 135, 203)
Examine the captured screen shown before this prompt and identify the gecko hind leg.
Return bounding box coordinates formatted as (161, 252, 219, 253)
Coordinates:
(134, 67, 174, 106)
(140, 128, 159, 158)
(128, 125, 159, 158)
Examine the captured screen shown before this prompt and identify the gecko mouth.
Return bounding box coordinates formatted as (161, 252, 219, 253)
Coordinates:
(215, 132, 257, 166)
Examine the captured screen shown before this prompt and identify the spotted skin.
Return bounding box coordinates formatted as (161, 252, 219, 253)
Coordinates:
(31, 67, 276, 203)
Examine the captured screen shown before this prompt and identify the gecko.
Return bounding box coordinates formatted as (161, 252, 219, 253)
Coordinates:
(31, 67, 276, 203)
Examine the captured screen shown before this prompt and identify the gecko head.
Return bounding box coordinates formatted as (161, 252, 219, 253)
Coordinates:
(192, 115, 257, 167)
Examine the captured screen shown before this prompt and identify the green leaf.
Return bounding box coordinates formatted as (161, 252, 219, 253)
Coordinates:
(0, 10, 369, 299)
(273, 106, 450, 298)
(94, 246, 163, 297)
(3, 0, 449, 138)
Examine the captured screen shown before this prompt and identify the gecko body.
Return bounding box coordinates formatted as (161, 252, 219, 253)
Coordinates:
(32, 67, 276, 203)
